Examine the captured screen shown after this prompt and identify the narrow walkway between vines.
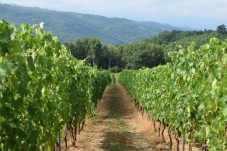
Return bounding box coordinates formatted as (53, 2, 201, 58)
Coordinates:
(64, 83, 199, 151)
(63, 84, 168, 151)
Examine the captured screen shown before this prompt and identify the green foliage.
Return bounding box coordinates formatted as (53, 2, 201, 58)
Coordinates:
(66, 41, 124, 71)
(119, 38, 227, 150)
(66, 38, 166, 71)
(144, 29, 227, 51)
(0, 20, 111, 150)
(217, 24, 227, 35)
(99, 45, 122, 71)
(66, 27, 227, 72)
(142, 29, 227, 62)
(67, 37, 102, 66)
(120, 42, 165, 69)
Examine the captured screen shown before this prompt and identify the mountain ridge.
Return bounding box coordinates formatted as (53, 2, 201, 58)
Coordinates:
(0, 3, 190, 44)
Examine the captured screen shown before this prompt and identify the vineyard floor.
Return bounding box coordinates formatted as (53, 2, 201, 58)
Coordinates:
(62, 84, 200, 151)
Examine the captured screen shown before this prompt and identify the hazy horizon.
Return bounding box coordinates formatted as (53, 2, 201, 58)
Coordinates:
(1, 0, 227, 30)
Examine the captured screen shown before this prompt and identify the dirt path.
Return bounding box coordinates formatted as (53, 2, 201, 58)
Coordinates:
(64, 84, 164, 151)
(63, 84, 200, 151)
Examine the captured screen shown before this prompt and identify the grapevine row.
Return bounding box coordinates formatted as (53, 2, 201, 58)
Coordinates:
(0, 20, 111, 150)
(119, 38, 227, 150)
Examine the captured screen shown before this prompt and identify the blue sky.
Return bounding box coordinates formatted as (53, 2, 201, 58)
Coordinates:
(1, 0, 227, 29)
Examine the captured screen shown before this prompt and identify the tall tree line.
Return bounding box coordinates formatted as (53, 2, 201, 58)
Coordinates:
(65, 37, 165, 71)
(65, 24, 227, 72)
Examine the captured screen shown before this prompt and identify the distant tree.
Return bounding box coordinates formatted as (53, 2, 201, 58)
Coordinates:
(138, 43, 165, 68)
(97, 45, 122, 71)
(105, 45, 118, 69)
(65, 29, 227, 70)
(66, 37, 102, 66)
(87, 37, 102, 66)
(217, 24, 227, 34)
(70, 38, 89, 59)
(121, 42, 165, 69)
(121, 43, 141, 69)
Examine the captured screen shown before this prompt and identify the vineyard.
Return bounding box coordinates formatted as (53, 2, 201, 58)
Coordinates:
(119, 39, 227, 150)
(1, 19, 227, 151)
(0, 20, 111, 150)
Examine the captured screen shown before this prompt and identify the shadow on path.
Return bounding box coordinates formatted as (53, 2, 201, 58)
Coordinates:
(100, 84, 154, 151)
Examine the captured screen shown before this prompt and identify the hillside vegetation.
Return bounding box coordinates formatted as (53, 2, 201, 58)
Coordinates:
(0, 4, 186, 44)
(66, 26, 227, 71)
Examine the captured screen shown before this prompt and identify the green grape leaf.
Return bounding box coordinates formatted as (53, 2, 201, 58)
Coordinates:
(0, 58, 14, 84)
(223, 106, 227, 117)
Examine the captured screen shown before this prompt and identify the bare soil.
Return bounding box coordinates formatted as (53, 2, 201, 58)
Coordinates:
(61, 84, 201, 151)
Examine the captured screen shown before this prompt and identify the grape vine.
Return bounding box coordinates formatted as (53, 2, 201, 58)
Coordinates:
(119, 39, 227, 150)
(0, 20, 111, 150)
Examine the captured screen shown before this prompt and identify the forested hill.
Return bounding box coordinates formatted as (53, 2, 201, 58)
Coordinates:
(0, 3, 188, 44)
